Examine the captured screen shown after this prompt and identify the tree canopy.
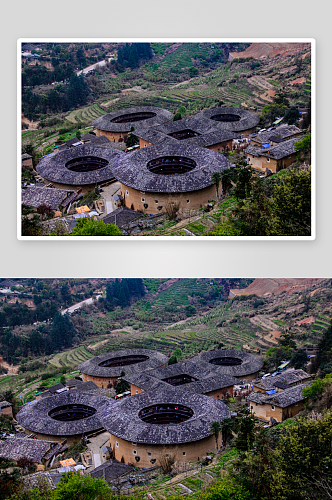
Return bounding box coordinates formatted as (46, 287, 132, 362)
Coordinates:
(267, 169, 311, 236)
(70, 218, 122, 236)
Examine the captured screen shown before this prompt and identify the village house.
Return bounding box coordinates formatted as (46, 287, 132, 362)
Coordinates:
(0, 401, 13, 418)
(246, 138, 301, 173)
(21, 186, 80, 215)
(249, 124, 302, 147)
(0, 436, 66, 467)
(252, 368, 311, 394)
(22, 153, 33, 169)
(248, 383, 310, 423)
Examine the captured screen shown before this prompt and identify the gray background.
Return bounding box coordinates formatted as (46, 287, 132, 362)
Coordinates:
(4, 0, 329, 278)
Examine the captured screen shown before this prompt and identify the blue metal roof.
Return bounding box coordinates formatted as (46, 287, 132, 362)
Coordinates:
(265, 389, 275, 395)
(262, 143, 271, 148)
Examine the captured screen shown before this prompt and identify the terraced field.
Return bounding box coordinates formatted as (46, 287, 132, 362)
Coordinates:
(65, 103, 106, 125)
(49, 346, 93, 369)
(151, 279, 213, 309)
(311, 313, 331, 339)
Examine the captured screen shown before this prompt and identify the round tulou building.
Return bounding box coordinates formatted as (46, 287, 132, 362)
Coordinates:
(16, 391, 114, 445)
(78, 349, 169, 388)
(101, 389, 230, 467)
(92, 106, 174, 143)
(195, 107, 260, 136)
(190, 349, 264, 382)
(36, 144, 122, 193)
(112, 142, 229, 214)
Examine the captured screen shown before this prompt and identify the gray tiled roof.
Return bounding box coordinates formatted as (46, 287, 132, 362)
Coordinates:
(252, 125, 301, 144)
(102, 206, 142, 228)
(0, 401, 12, 408)
(16, 392, 114, 437)
(90, 459, 134, 481)
(111, 143, 229, 193)
(92, 106, 174, 133)
(177, 374, 239, 395)
(190, 349, 264, 378)
(22, 471, 56, 491)
(22, 153, 32, 160)
(123, 373, 171, 392)
(21, 187, 74, 210)
(134, 116, 239, 148)
(36, 145, 123, 186)
(253, 369, 311, 390)
(78, 349, 169, 379)
(246, 138, 301, 160)
(248, 383, 310, 408)
(196, 107, 260, 132)
(48, 383, 65, 394)
(147, 361, 217, 381)
(0, 437, 52, 463)
(101, 389, 230, 444)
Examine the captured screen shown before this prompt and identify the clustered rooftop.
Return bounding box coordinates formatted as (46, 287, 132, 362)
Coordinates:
(101, 389, 230, 445)
(112, 143, 229, 193)
(78, 349, 169, 378)
(92, 106, 174, 133)
(16, 391, 114, 437)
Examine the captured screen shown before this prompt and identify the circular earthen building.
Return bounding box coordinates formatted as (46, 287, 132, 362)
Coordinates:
(195, 107, 260, 136)
(16, 391, 114, 444)
(101, 389, 230, 467)
(112, 143, 230, 214)
(36, 145, 122, 193)
(92, 106, 174, 143)
(190, 349, 264, 382)
(78, 349, 169, 388)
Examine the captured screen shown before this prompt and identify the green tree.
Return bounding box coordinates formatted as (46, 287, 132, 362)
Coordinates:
(221, 417, 236, 447)
(230, 177, 271, 236)
(211, 172, 222, 199)
(273, 90, 290, 108)
(22, 214, 42, 236)
(50, 313, 75, 351)
(234, 408, 257, 453)
(189, 66, 199, 78)
(295, 133, 311, 162)
(0, 458, 21, 500)
(264, 346, 294, 371)
(283, 106, 300, 125)
(232, 428, 276, 500)
(168, 355, 178, 365)
(53, 471, 111, 500)
(275, 411, 332, 500)
(70, 218, 122, 236)
(115, 378, 130, 394)
(185, 304, 196, 317)
(233, 165, 253, 200)
(267, 169, 311, 236)
(278, 334, 297, 350)
(209, 421, 222, 450)
(221, 168, 236, 195)
(289, 349, 308, 370)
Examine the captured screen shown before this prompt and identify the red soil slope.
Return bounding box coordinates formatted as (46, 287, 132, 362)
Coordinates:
(230, 43, 311, 60)
(231, 278, 323, 297)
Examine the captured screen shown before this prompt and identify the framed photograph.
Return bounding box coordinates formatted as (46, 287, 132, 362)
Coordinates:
(18, 39, 315, 239)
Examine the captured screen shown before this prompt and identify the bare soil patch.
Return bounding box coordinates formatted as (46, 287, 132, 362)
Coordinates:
(231, 279, 323, 297)
(22, 113, 39, 130)
(231, 42, 311, 59)
(0, 356, 19, 375)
